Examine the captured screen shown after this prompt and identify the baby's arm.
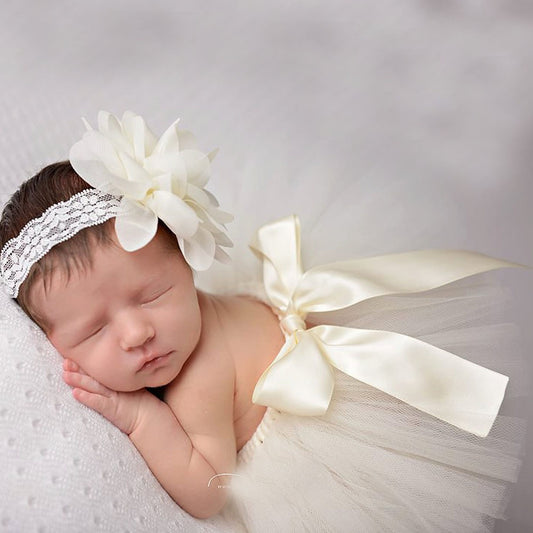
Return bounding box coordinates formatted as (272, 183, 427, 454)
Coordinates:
(63, 359, 236, 519)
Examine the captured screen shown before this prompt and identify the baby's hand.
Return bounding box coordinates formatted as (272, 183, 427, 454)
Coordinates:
(62, 359, 151, 435)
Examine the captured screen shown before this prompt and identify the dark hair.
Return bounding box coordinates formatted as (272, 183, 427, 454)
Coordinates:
(0, 161, 177, 330)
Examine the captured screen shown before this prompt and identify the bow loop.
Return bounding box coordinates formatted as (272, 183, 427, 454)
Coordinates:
(251, 215, 527, 437)
(252, 331, 335, 416)
(250, 215, 302, 312)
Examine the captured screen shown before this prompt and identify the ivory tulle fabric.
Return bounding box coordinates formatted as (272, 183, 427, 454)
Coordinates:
(221, 277, 529, 532)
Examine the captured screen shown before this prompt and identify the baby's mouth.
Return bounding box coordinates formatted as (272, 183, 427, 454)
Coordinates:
(138, 352, 170, 371)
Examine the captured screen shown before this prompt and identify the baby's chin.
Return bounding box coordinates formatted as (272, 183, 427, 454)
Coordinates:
(139, 373, 178, 390)
(106, 375, 175, 393)
(116, 373, 179, 392)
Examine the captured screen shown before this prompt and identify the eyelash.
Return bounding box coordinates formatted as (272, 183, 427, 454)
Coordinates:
(83, 325, 103, 342)
(142, 287, 171, 306)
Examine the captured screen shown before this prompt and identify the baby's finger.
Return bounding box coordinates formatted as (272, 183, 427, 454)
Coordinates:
(63, 359, 89, 376)
(72, 388, 112, 417)
(71, 388, 129, 433)
(63, 359, 76, 371)
(63, 370, 112, 397)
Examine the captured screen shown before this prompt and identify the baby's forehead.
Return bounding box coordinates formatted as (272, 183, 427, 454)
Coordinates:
(35, 230, 178, 298)
(42, 223, 175, 284)
(26, 224, 183, 325)
(26, 258, 96, 332)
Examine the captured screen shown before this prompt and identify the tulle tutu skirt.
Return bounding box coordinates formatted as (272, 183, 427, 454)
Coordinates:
(218, 276, 529, 533)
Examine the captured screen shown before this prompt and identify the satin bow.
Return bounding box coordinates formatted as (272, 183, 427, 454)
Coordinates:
(251, 215, 524, 437)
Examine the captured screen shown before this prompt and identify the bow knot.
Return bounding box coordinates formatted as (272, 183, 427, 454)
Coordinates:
(250, 215, 525, 437)
(279, 313, 307, 335)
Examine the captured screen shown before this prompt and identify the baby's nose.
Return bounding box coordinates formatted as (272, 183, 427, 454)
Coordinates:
(117, 309, 155, 350)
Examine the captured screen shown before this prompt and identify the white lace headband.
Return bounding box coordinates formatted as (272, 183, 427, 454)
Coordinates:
(0, 110, 233, 299)
(1, 190, 120, 298)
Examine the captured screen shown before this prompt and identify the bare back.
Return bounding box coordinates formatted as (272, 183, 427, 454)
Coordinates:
(164, 293, 285, 451)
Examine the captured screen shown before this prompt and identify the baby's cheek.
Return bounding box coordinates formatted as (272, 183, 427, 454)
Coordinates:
(169, 306, 201, 345)
(46, 333, 70, 358)
(69, 343, 107, 382)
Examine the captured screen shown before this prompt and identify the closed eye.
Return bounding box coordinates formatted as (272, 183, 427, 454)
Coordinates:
(79, 325, 104, 344)
(142, 286, 172, 306)
(91, 326, 104, 337)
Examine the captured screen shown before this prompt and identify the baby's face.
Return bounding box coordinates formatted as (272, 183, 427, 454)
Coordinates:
(29, 228, 202, 391)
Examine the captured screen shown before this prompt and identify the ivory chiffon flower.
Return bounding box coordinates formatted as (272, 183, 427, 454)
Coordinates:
(69, 110, 233, 271)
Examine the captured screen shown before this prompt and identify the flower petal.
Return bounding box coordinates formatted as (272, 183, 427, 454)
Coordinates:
(176, 129, 198, 151)
(213, 231, 233, 248)
(97, 110, 118, 135)
(144, 153, 187, 186)
(70, 130, 126, 181)
(146, 190, 199, 238)
(118, 151, 152, 185)
(214, 246, 232, 264)
(81, 117, 93, 131)
(186, 183, 211, 209)
(188, 203, 225, 237)
(182, 149, 211, 187)
(97, 111, 133, 156)
(149, 172, 175, 194)
(122, 112, 157, 160)
(115, 199, 158, 251)
(70, 133, 151, 199)
(187, 193, 234, 230)
(203, 188, 220, 207)
(180, 227, 216, 271)
(152, 118, 181, 156)
(207, 205, 234, 225)
(68, 157, 119, 195)
(187, 185, 234, 224)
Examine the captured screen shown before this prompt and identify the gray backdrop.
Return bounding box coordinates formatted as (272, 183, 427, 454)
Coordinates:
(1, 1, 532, 531)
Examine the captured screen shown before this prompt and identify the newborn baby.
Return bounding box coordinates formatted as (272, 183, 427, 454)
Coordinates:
(1, 160, 284, 519)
